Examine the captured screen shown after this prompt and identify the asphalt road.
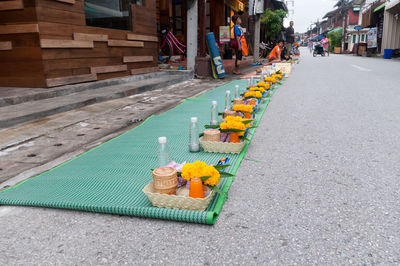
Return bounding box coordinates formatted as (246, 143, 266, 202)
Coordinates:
(1, 51, 400, 264)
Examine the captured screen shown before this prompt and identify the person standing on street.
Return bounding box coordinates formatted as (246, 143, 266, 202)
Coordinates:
(285, 21, 295, 55)
(232, 15, 244, 75)
(321, 35, 329, 56)
(309, 39, 313, 53)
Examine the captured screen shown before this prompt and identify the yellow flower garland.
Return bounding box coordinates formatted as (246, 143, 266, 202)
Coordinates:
(250, 86, 265, 93)
(220, 119, 246, 136)
(257, 81, 270, 90)
(233, 104, 253, 113)
(181, 161, 221, 186)
(225, 116, 250, 128)
(264, 77, 276, 83)
(244, 91, 262, 99)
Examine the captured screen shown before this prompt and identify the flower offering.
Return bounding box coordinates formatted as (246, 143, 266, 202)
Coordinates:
(244, 91, 262, 99)
(233, 104, 253, 114)
(264, 77, 276, 83)
(250, 86, 265, 93)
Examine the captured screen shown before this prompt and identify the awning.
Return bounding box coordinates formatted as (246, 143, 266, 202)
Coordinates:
(385, 0, 400, 14)
(373, 3, 385, 13)
(328, 27, 342, 34)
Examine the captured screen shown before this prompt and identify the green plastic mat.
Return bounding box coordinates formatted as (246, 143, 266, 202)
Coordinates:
(0, 79, 281, 224)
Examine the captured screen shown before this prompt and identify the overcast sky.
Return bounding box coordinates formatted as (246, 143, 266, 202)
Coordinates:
(287, 0, 338, 33)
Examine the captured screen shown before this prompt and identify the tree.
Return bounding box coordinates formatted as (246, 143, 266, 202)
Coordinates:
(334, 0, 352, 51)
(260, 9, 287, 39)
(328, 29, 342, 52)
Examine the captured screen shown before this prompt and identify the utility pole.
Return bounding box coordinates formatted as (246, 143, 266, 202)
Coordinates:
(187, 0, 198, 71)
(253, 14, 260, 63)
(336, 0, 351, 52)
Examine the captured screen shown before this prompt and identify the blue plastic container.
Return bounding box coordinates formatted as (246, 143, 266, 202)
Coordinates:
(383, 49, 393, 59)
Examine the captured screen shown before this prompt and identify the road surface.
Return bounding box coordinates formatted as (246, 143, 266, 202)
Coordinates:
(1, 51, 400, 264)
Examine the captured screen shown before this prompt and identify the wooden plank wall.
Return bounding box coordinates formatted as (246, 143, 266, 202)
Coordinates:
(0, 0, 47, 87)
(0, 0, 159, 88)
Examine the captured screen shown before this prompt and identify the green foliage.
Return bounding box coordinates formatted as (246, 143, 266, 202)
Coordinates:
(261, 9, 287, 38)
(328, 29, 342, 51)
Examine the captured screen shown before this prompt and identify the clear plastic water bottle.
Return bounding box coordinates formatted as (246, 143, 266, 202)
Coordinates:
(234, 85, 240, 98)
(224, 90, 231, 110)
(250, 76, 254, 86)
(210, 101, 218, 125)
(157, 136, 171, 167)
(189, 117, 200, 152)
(260, 73, 264, 82)
(246, 79, 251, 88)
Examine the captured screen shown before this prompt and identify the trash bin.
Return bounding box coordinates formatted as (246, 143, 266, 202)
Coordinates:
(383, 49, 393, 59)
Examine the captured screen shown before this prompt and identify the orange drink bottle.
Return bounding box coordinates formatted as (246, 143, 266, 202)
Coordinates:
(189, 177, 205, 198)
(229, 132, 240, 143)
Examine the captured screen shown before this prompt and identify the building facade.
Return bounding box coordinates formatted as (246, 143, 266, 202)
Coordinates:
(0, 0, 158, 88)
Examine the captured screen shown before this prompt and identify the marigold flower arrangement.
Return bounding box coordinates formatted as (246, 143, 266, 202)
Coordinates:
(220, 119, 247, 136)
(224, 115, 250, 129)
(250, 86, 265, 93)
(165, 161, 234, 199)
(272, 74, 282, 80)
(264, 77, 276, 83)
(257, 81, 270, 90)
(233, 104, 253, 114)
(244, 91, 262, 99)
(181, 161, 221, 186)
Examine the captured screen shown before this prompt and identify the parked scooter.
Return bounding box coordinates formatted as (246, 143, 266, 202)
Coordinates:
(259, 42, 273, 58)
(313, 42, 325, 57)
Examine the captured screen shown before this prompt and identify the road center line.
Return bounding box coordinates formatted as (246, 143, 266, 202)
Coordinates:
(351, 64, 372, 72)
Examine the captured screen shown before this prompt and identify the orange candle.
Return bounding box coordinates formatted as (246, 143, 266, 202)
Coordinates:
(189, 178, 205, 198)
(230, 132, 240, 143)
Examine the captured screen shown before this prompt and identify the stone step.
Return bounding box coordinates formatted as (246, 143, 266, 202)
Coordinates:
(0, 70, 193, 107)
(0, 73, 192, 129)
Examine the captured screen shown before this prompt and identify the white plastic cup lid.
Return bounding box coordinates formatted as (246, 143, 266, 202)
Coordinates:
(191, 117, 198, 123)
(212, 100, 217, 105)
(158, 136, 167, 144)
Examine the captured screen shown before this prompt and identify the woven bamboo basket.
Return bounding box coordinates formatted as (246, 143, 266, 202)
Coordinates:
(143, 181, 215, 211)
(224, 110, 236, 118)
(203, 129, 221, 142)
(152, 167, 178, 195)
(233, 98, 243, 105)
(199, 137, 246, 154)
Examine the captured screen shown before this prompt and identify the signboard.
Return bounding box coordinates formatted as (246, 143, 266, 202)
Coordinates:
(272, 63, 292, 77)
(219, 26, 230, 44)
(249, 0, 264, 15)
(367, 27, 377, 48)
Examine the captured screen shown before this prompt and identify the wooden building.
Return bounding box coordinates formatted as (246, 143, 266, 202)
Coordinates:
(0, 0, 158, 88)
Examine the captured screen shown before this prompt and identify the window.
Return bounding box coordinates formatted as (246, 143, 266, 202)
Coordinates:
(84, 0, 144, 30)
(361, 34, 365, 42)
(353, 34, 356, 44)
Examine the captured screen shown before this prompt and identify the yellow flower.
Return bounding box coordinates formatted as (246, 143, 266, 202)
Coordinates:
(250, 86, 265, 93)
(202, 165, 220, 186)
(244, 91, 262, 99)
(272, 74, 282, 80)
(181, 161, 221, 186)
(220, 120, 246, 136)
(257, 81, 270, 90)
(233, 104, 253, 113)
(264, 77, 276, 83)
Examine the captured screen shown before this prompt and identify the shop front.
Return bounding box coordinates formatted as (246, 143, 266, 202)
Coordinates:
(381, 0, 400, 56)
(0, 0, 158, 88)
